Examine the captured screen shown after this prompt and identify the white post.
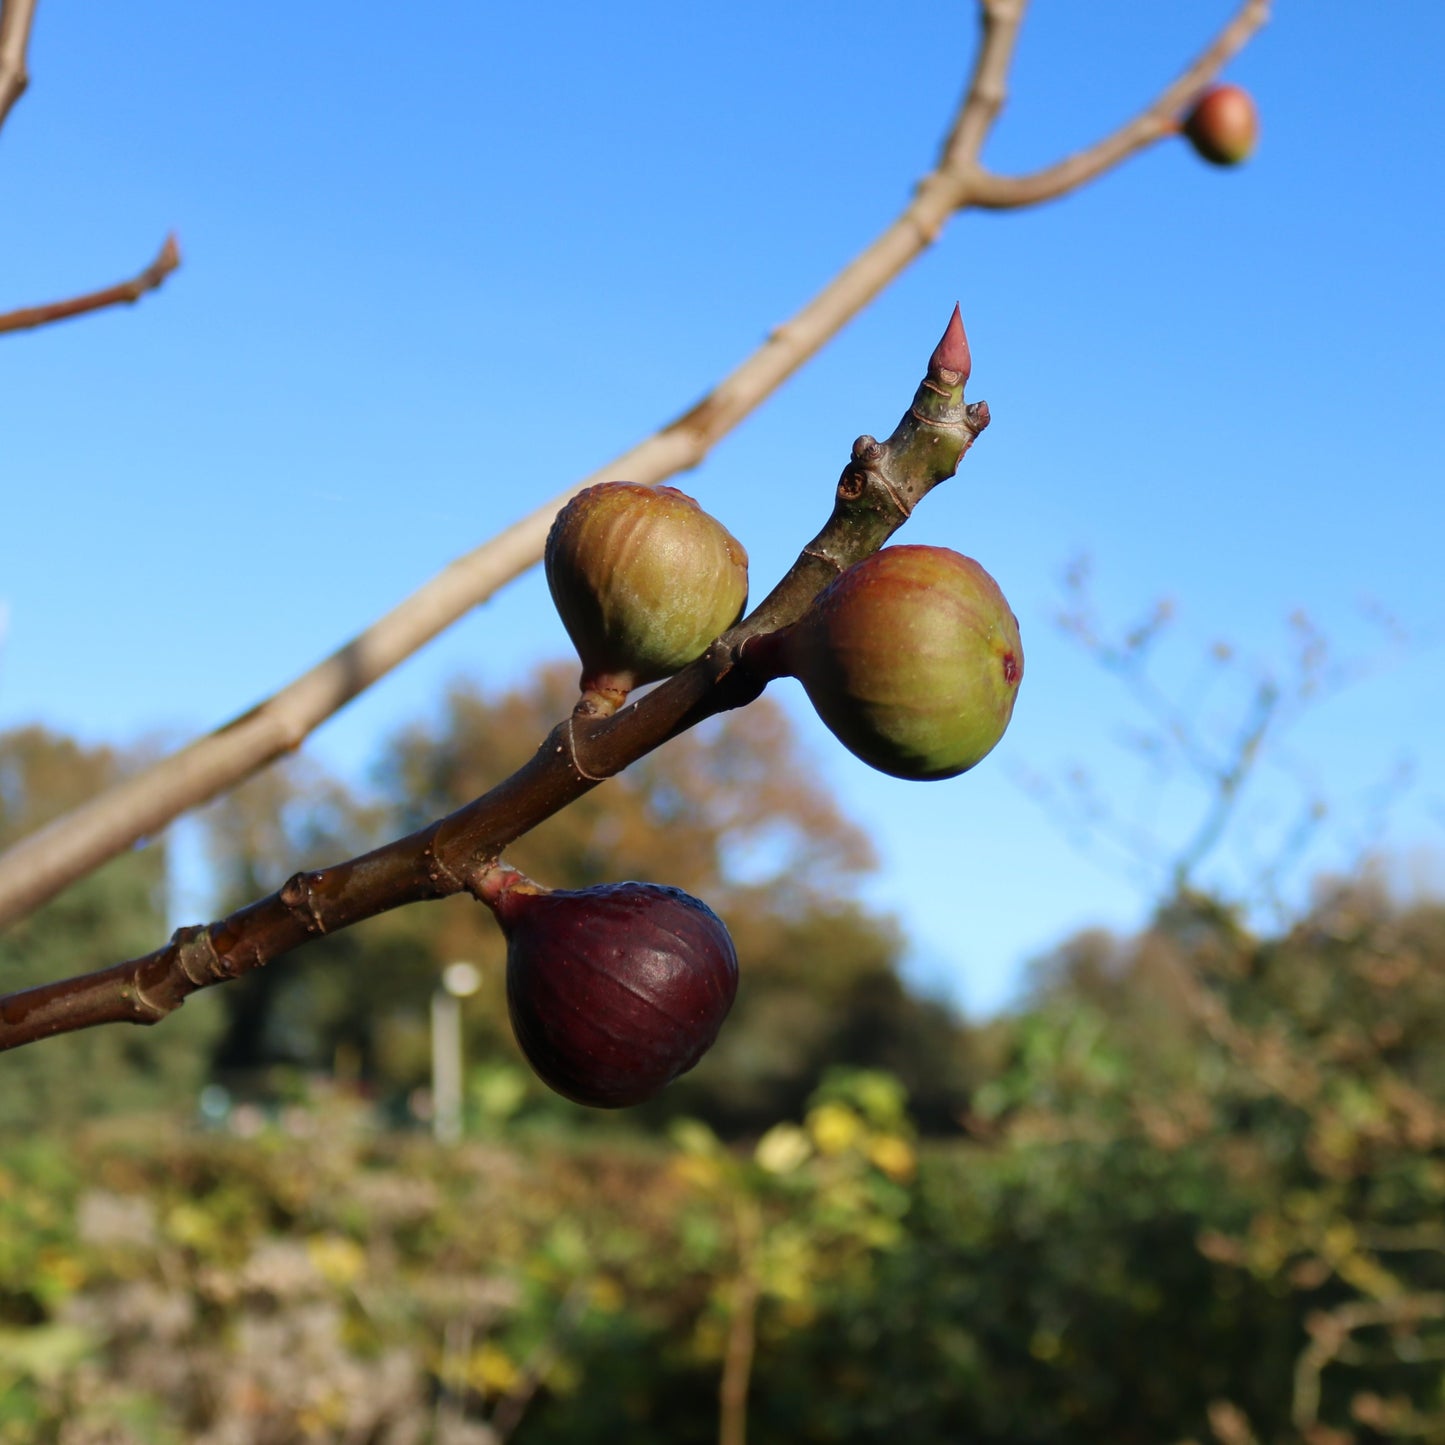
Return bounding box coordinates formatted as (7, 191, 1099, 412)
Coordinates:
(431, 961, 482, 1147)
(431, 988, 462, 1145)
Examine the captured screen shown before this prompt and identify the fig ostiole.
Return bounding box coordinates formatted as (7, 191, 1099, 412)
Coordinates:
(757, 544, 1023, 782)
(1181, 84, 1258, 167)
(545, 482, 749, 712)
(479, 870, 739, 1109)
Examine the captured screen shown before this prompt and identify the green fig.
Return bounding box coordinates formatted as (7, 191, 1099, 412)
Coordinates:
(546, 482, 748, 706)
(778, 545, 1022, 781)
(1182, 84, 1258, 167)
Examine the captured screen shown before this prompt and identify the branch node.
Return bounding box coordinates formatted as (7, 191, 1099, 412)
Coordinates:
(171, 923, 226, 987)
(125, 981, 170, 1025)
(910, 209, 946, 246)
(279, 872, 328, 935)
(422, 838, 466, 896)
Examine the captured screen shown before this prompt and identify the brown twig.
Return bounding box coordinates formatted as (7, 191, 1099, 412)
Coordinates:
(0, 0, 1269, 932)
(0, 234, 181, 335)
(0, 329, 988, 1051)
(1293, 1293, 1445, 1434)
(0, 0, 37, 133)
(490, 1280, 589, 1441)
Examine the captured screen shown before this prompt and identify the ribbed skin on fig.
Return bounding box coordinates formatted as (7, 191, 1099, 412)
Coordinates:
(1183, 84, 1258, 166)
(499, 882, 739, 1109)
(545, 483, 748, 695)
(786, 545, 1023, 782)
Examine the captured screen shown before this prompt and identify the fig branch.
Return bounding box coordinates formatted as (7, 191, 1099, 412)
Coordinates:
(0, 312, 988, 1054)
(0, 0, 1269, 932)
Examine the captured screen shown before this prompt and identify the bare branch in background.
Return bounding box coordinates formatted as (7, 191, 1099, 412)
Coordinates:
(0, 0, 1271, 931)
(1024, 555, 1411, 917)
(0, 233, 181, 336)
(0, 0, 38, 133)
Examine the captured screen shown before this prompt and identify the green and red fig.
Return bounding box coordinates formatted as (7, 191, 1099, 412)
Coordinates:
(493, 880, 739, 1109)
(773, 545, 1022, 781)
(1182, 84, 1258, 167)
(546, 482, 748, 707)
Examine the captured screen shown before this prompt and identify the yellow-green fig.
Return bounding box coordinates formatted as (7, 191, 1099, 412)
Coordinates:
(778, 545, 1022, 781)
(546, 482, 748, 705)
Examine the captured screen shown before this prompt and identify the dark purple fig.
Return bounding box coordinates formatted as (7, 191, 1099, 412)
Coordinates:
(546, 482, 749, 705)
(1182, 84, 1258, 167)
(777, 545, 1022, 782)
(495, 881, 738, 1109)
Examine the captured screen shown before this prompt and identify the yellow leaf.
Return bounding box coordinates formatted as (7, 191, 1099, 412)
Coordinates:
(306, 1233, 366, 1288)
(807, 1102, 864, 1156)
(671, 1154, 724, 1192)
(470, 1341, 520, 1395)
(866, 1134, 916, 1182)
(755, 1124, 812, 1175)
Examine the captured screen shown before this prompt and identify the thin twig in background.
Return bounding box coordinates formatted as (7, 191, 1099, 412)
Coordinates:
(2, 0, 181, 335)
(1292, 1293, 1445, 1436)
(0, 234, 181, 335)
(0, 0, 1270, 931)
(718, 1199, 763, 1445)
(1048, 574, 1408, 916)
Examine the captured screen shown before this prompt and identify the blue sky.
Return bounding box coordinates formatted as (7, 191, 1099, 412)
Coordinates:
(3, 1, 1442, 1013)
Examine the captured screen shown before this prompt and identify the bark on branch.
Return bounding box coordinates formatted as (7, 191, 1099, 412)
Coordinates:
(0, 0, 1269, 931)
(0, 332, 988, 1050)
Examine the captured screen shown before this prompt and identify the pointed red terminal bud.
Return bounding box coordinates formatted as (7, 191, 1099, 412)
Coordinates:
(929, 303, 971, 383)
